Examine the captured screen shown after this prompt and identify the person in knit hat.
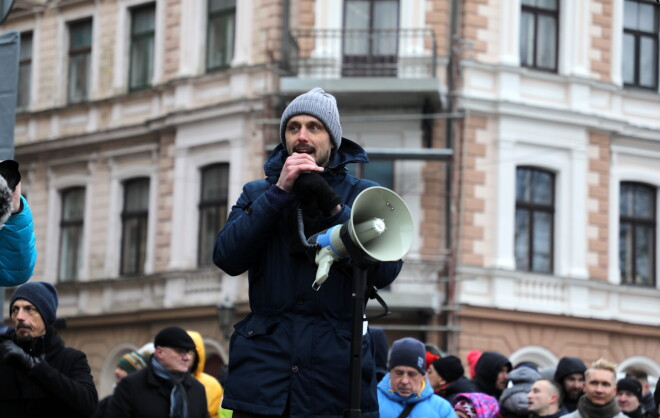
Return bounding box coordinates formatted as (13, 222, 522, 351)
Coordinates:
(105, 326, 208, 418)
(0, 159, 37, 287)
(428, 355, 479, 403)
(0, 281, 98, 418)
(616, 377, 645, 418)
(214, 87, 403, 416)
(94, 349, 150, 418)
(377, 337, 456, 418)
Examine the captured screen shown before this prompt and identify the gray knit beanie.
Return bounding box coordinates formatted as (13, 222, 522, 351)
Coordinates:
(10, 282, 59, 326)
(279, 87, 342, 150)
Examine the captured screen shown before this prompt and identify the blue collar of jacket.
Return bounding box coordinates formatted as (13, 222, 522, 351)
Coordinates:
(264, 137, 369, 181)
(378, 372, 435, 405)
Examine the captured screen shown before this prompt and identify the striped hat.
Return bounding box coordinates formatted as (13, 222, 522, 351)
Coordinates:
(117, 350, 149, 374)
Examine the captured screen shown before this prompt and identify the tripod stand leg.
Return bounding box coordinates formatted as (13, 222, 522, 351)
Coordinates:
(345, 266, 367, 418)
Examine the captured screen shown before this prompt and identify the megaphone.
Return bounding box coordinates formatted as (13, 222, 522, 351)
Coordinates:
(307, 186, 414, 290)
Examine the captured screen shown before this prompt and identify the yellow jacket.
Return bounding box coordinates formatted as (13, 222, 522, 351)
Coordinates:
(187, 330, 223, 417)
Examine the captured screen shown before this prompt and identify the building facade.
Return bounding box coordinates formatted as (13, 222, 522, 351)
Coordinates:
(3, 0, 660, 398)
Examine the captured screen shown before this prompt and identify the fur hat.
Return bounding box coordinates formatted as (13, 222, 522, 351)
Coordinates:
(388, 337, 426, 374)
(154, 326, 195, 351)
(279, 87, 342, 150)
(10, 282, 59, 326)
(433, 355, 465, 382)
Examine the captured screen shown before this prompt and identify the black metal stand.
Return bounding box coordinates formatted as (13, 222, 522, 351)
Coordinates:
(345, 265, 367, 418)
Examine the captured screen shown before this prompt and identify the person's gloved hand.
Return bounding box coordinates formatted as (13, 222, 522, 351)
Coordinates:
(294, 173, 342, 215)
(0, 339, 39, 369)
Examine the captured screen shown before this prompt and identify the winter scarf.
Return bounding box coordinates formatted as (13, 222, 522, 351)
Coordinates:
(151, 356, 188, 418)
(577, 396, 620, 418)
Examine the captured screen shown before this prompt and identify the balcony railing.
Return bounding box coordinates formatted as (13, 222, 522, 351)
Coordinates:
(283, 28, 437, 79)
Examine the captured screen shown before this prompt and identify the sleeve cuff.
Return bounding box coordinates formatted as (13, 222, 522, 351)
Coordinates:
(265, 185, 296, 211)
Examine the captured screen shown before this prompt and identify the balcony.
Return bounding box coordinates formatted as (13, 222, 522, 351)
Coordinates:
(283, 28, 437, 80)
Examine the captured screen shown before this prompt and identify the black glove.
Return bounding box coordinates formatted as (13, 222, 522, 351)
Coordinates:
(0, 340, 39, 369)
(294, 173, 342, 216)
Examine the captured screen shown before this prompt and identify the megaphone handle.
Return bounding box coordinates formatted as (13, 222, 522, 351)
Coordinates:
(312, 247, 337, 290)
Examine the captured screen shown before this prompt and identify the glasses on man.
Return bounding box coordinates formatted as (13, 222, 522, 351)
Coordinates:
(166, 347, 194, 357)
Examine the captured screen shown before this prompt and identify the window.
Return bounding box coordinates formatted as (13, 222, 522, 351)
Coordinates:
(129, 4, 155, 91)
(68, 19, 92, 103)
(515, 167, 555, 273)
(198, 164, 229, 266)
(520, 0, 559, 72)
(17, 31, 32, 109)
(59, 187, 85, 281)
(206, 0, 235, 71)
(120, 178, 149, 275)
(619, 182, 656, 286)
(623, 0, 659, 89)
(347, 159, 394, 190)
(342, 0, 400, 77)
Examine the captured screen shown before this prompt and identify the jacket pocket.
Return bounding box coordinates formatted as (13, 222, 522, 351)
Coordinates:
(235, 314, 279, 338)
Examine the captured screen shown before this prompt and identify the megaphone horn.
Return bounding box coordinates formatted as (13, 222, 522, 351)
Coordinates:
(307, 186, 414, 290)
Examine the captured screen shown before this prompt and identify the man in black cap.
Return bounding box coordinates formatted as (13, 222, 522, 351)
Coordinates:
(0, 159, 37, 286)
(617, 377, 645, 418)
(554, 356, 587, 413)
(105, 326, 209, 418)
(428, 355, 478, 403)
(0, 281, 98, 418)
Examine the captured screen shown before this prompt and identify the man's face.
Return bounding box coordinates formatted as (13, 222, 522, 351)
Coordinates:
(528, 380, 556, 414)
(585, 369, 617, 406)
(155, 346, 192, 374)
(564, 372, 586, 400)
(10, 299, 46, 341)
(495, 365, 509, 390)
(284, 115, 333, 167)
(616, 390, 641, 412)
(427, 364, 447, 390)
(390, 366, 425, 396)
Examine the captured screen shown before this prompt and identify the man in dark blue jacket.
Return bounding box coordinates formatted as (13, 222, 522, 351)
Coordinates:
(213, 87, 403, 417)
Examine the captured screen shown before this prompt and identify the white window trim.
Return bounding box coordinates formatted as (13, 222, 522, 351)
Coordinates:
(509, 345, 559, 369)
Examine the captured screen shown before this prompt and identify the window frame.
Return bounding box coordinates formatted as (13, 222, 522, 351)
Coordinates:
(520, 0, 560, 72)
(347, 158, 395, 191)
(622, 0, 660, 90)
(619, 181, 657, 286)
(17, 31, 32, 110)
(128, 3, 156, 91)
(120, 177, 150, 276)
(206, 0, 236, 72)
(67, 18, 93, 103)
(514, 166, 556, 274)
(197, 163, 229, 267)
(58, 186, 86, 282)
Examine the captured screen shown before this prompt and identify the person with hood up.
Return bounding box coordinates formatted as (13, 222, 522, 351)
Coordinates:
(377, 337, 456, 418)
(428, 355, 479, 403)
(187, 330, 223, 417)
(0, 281, 98, 417)
(452, 392, 501, 418)
(213, 87, 403, 417)
(0, 160, 37, 286)
(554, 356, 587, 413)
(472, 351, 512, 399)
(499, 364, 541, 418)
(561, 358, 625, 418)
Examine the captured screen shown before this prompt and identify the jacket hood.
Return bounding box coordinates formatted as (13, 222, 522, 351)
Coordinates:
(377, 372, 434, 405)
(508, 366, 541, 384)
(186, 330, 206, 378)
(554, 357, 586, 383)
(263, 137, 369, 180)
(473, 351, 512, 397)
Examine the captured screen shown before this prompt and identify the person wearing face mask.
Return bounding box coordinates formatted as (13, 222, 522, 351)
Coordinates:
(213, 87, 403, 417)
(0, 160, 37, 286)
(0, 281, 98, 418)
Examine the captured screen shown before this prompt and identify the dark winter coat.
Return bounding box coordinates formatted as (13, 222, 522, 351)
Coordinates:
(440, 376, 480, 404)
(0, 327, 98, 418)
(473, 351, 512, 398)
(213, 140, 403, 417)
(104, 357, 209, 418)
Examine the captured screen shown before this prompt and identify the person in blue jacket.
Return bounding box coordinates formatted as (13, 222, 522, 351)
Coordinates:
(213, 87, 403, 417)
(0, 160, 37, 286)
(377, 337, 457, 418)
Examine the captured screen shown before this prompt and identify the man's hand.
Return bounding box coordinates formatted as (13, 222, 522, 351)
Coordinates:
(276, 153, 323, 193)
(0, 339, 38, 369)
(294, 173, 342, 216)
